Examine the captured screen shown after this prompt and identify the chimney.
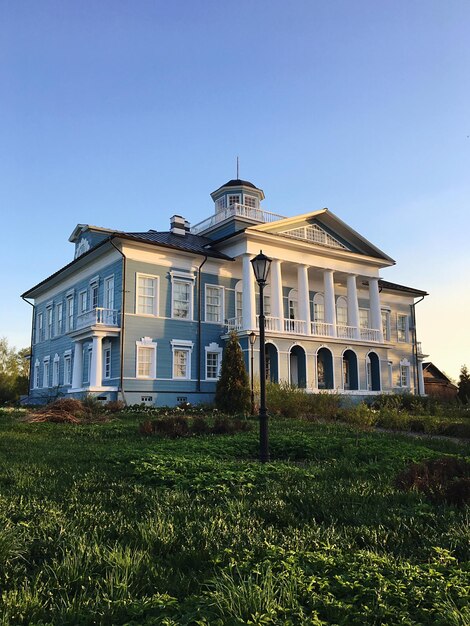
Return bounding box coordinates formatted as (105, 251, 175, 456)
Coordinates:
(170, 215, 186, 236)
(184, 220, 191, 233)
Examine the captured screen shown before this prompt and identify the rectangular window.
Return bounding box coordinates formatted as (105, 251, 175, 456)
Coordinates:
(173, 349, 190, 379)
(34, 361, 40, 388)
(103, 345, 111, 379)
(56, 303, 63, 336)
(397, 314, 408, 342)
(387, 362, 393, 388)
(36, 312, 44, 343)
(205, 285, 224, 323)
(359, 308, 370, 329)
(64, 355, 71, 385)
(336, 305, 348, 326)
(215, 197, 226, 211)
(244, 195, 257, 208)
(400, 365, 410, 387)
(314, 301, 324, 322)
(90, 282, 99, 309)
(79, 291, 87, 314)
(52, 357, 59, 387)
(84, 347, 92, 383)
(104, 276, 114, 310)
(66, 296, 74, 331)
(136, 274, 158, 316)
(263, 294, 271, 316)
(206, 352, 220, 380)
(46, 307, 53, 340)
(228, 194, 240, 207)
(172, 280, 192, 319)
(43, 359, 50, 388)
(381, 309, 391, 341)
(236, 290, 243, 319)
(136, 342, 156, 379)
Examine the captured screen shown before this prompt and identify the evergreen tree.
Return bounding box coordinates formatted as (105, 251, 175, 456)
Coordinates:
(215, 331, 250, 414)
(457, 364, 470, 404)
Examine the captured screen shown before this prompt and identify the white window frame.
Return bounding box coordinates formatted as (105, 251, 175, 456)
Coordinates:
(104, 275, 115, 311)
(228, 194, 241, 207)
(399, 359, 411, 388)
(136, 337, 157, 379)
(89, 277, 99, 310)
(313, 293, 324, 322)
(64, 351, 72, 386)
(397, 314, 409, 342)
(52, 354, 60, 387)
(33, 359, 40, 389)
(136, 273, 159, 316)
(171, 273, 195, 320)
(103, 342, 111, 380)
(66, 294, 74, 332)
(43, 357, 50, 388)
(387, 361, 393, 389)
(288, 289, 298, 320)
(36, 311, 44, 343)
(45, 305, 53, 340)
(84, 346, 92, 383)
(244, 194, 258, 209)
(56, 302, 63, 336)
(381, 308, 391, 341)
(205, 284, 224, 323)
(171, 339, 194, 380)
(235, 281, 243, 320)
(215, 196, 226, 211)
(336, 296, 348, 326)
(79, 290, 88, 315)
(359, 308, 370, 329)
(205, 342, 223, 380)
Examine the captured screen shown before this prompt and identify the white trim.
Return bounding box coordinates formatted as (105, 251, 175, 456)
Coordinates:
(397, 313, 409, 342)
(205, 342, 223, 380)
(104, 275, 115, 310)
(205, 283, 225, 323)
(136, 337, 157, 379)
(135, 273, 159, 317)
(63, 353, 72, 386)
(169, 270, 196, 281)
(89, 275, 100, 285)
(171, 276, 194, 320)
(171, 340, 194, 380)
(103, 343, 112, 380)
(52, 354, 60, 387)
(79, 289, 88, 314)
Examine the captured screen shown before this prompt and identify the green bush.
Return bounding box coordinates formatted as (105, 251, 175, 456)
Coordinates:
(215, 332, 250, 414)
(339, 402, 378, 429)
(266, 382, 341, 420)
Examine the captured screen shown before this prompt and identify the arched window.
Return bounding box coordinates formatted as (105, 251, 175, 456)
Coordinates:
(313, 293, 324, 322)
(288, 289, 298, 320)
(336, 296, 348, 326)
(235, 281, 243, 320)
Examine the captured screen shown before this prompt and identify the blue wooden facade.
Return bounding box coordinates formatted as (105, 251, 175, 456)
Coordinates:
(23, 179, 429, 406)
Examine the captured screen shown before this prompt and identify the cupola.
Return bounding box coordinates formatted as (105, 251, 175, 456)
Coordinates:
(210, 179, 265, 213)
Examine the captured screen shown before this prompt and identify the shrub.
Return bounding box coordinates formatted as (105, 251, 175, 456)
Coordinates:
(191, 415, 211, 435)
(304, 392, 341, 421)
(438, 422, 470, 439)
(105, 400, 125, 413)
(395, 457, 470, 507)
(340, 402, 378, 429)
(266, 382, 307, 419)
(139, 420, 154, 436)
(152, 416, 190, 438)
(215, 331, 250, 414)
(376, 407, 410, 431)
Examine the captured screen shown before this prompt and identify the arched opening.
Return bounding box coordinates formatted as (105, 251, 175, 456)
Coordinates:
(313, 292, 324, 322)
(288, 289, 298, 320)
(289, 345, 306, 388)
(342, 349, 359, 390)
(235, 281, 243, 321)
(265, 343, 279, 383)
(317, 347, 334, 390)
(366, 351, 381, 391)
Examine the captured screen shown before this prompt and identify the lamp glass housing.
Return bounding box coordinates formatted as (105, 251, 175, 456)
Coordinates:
(251, 251, 272, 285)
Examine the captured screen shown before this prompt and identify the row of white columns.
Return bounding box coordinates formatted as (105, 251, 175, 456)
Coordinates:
(241, 254, 384, 341)
(71, 334, 104, 390)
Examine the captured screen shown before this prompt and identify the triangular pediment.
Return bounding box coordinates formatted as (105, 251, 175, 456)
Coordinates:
(248, 209, 395, 263)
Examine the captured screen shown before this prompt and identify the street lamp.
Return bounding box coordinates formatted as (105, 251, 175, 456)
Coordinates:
(251, 250, 272, 463)
(249, 331, 256, 415)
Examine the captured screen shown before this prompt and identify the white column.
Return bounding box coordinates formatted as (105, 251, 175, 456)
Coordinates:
(369, 278, 384, 342)
(347, 274, 361, 339)
(323, 269, 336, 337)
(270, 259, 284, 332)
(417, 358, 426, 396)
(242, 253, 256, 331)
(297, 264, 311, 335)
(89, 335, 103, 389)
(71, 341, 83, 390)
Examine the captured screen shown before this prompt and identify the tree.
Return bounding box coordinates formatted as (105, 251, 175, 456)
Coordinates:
(215, 331, 250, 414)
(457, 365, 470, 404)
(0, 337, 30, 404)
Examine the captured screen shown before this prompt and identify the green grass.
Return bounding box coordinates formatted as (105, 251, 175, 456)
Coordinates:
(0, 410, 469, 625)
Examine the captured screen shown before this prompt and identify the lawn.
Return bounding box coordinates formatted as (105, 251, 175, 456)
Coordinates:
(0, 410, 468, 625)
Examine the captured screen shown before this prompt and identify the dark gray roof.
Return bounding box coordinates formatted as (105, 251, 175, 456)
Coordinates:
(378, 279, 428, 297)
(124, 230, 233, 260)
(212, 179, 260, 193)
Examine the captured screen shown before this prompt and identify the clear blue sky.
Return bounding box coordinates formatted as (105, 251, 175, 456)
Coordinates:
(1, 0, 469, 379)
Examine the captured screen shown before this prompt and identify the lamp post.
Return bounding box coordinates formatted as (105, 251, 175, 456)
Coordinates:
(251, 250, 272, 463)
(249, 331, 256, 415)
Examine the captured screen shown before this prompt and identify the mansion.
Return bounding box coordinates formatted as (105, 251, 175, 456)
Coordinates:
(22, 178, 428, 406)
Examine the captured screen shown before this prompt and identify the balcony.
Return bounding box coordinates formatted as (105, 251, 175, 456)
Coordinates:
(226, 316, 383, 342)
(191, 203, 285, 235)
(76, 308, 120, 331)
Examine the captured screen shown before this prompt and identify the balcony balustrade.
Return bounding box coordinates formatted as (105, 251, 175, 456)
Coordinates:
(312, 321, 335, 337)
(76, 308, 120, 331)
(191, 203, 285, 234)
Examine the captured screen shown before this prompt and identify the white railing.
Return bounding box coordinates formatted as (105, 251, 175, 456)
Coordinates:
(227, 316, 243, 331)
(76, 308, 120, 330)
(191, 203, 285, 234)
(336, 324, 357, 339)
(311, 321, 335, 337)
(284, 319, 307, 334)
(360, 327, 381, 342)
(256, 315, 281, 331)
